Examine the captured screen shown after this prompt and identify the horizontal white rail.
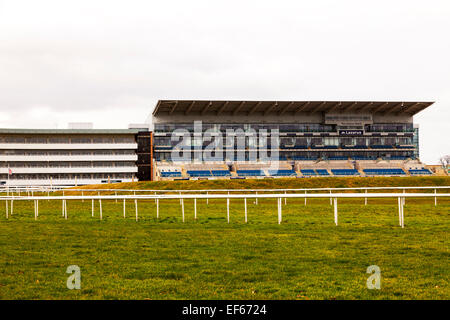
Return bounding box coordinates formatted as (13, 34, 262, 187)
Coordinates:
(2, 185, 450, 194)
(2, 192, 450, 201)
(3, 192, 449, 227)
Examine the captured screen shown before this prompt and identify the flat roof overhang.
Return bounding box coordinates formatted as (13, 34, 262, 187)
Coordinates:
(152, 100, 434, 117)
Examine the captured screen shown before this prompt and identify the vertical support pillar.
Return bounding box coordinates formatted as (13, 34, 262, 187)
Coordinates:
(333, 198, 338, 226)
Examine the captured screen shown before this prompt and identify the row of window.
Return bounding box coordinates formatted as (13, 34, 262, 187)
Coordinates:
(0, 150, 136, 156)
(0, 173, 135, 180)
(154, 136, 414, 148)
(0, 136, 136, 144)
(0, 161, 136, 168)
(155, 151, 414, 161)
(154, 123, 414, 133)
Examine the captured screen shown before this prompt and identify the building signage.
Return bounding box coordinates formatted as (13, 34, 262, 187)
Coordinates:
(339, 129, 364, 136)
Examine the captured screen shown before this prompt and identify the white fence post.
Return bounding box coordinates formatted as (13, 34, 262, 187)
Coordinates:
(244, 198, 247, 223)
(305, 190, 307, 206)
(123, 199, 126, 218)
(64, 200, 67, 220)
(333, 198, 338, 226)
(34, 200, 37, 220)
(227, 198, 230, 223)
(255, 191, 258, 205)
(91, 199, 94, 217)
(284, 191, 287, 205)
(62, 200, 65, 217)
(401, 197, 404, 228)
(434, 189, 437, 206)
(115, 192, 117, 203)
(330, 190, 332, 205)
(135, 199, 138, 221)
(5, 200, 8, 219)
(156, 198, 159, 219)
(194, 198, 197, 220)
(10, 199, 13, 216)
(398, 197, 402, 226)
(278, 197, 282, 224)
(181, 198, 185, 222)
(365, 189, 367, 205)
(206, 191, 209, 205)
(99, 199, 102, 220)
(82, 191, 84, 202)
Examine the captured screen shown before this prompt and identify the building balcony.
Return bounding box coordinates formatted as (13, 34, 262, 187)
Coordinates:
(0, 154, 138, 162)
(0, 166, 137, 174)
(0, 143, 137, 150)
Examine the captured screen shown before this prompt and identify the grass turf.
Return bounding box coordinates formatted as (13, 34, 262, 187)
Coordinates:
(0, 177, 449, 300)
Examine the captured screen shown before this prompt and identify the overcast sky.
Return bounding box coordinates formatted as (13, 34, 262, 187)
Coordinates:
(0, 0, 449, 163)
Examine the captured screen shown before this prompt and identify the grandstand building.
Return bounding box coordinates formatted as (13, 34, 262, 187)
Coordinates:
(151, 100, 434, 180)
(0, 128, 142, 186)
(0, 100, 436, 186)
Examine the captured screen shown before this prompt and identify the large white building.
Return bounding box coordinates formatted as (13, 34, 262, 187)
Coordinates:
(0, 128, 141, 186)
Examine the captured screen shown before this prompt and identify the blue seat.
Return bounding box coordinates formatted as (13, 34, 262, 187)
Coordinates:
(363, 168, 405, 175)
(237, 170, 264, 177)
(187, 170, 212, 177)
(301, 169, 317, 176)
(409, 168, 431, 175)
(268, 169, 297, 177)
(160, 171, 182, 177)
(331, 169, 359, 176)
(211, 170, 231, 177)
(315, 169, 330, 176)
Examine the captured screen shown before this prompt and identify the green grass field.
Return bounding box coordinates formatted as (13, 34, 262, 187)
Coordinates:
(0, 176, 449, 300)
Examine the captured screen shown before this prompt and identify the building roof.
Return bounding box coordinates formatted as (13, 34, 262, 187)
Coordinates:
(152, 100, 434, 117)
(0, 128, 140, 135)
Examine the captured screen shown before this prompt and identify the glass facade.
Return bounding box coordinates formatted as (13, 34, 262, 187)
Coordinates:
(153, 122, 417, 162)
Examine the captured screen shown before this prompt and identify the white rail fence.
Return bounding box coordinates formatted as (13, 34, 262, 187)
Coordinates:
(2, 192, 449, 228)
